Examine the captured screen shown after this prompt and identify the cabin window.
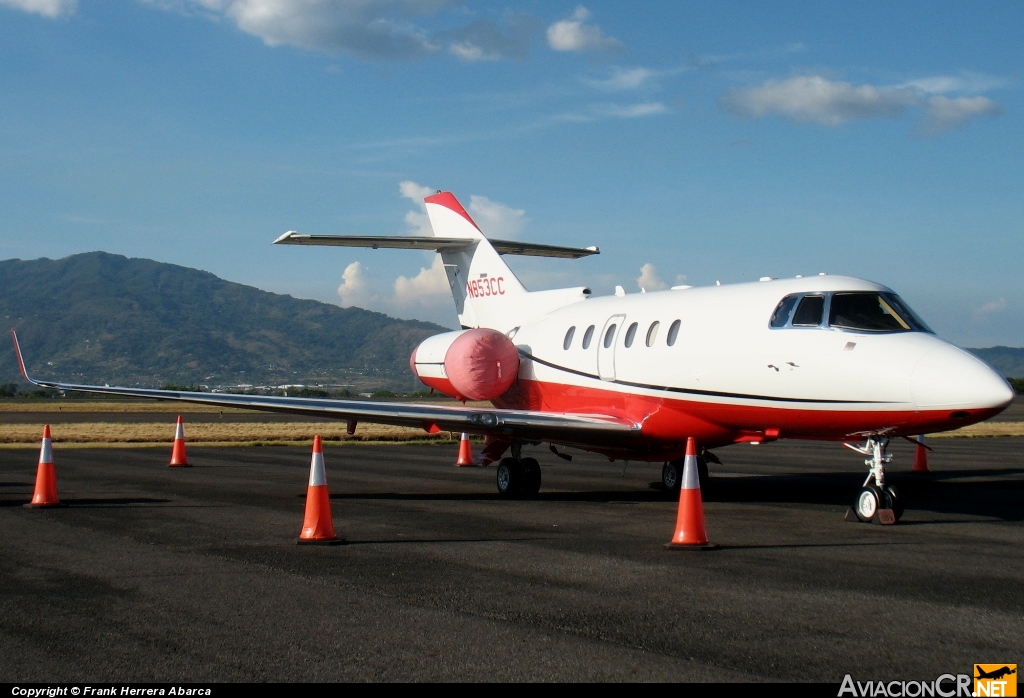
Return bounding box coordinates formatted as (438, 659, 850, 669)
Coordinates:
(563, 326, 575, 350)
(603, 324, 617, 349)
(582, 325, 595, 350)
(646, 321, 660, 347)
(770, 295, 800, 328)
(507, 326, 520, 339)
(666, 319, 681, 346)
(624, 322, 638, 348)
(792, 296, 825, 327)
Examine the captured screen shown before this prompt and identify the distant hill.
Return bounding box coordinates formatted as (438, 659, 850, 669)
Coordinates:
(0, 252, 446, 391)
(967, 347, 1024, 379)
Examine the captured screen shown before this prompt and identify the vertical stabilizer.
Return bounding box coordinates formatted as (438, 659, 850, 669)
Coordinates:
(424, 192, 530, 331)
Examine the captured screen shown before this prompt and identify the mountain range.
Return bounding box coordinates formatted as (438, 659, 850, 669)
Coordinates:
(1, 252, 445, 391)
(1, 252, 1021, 393)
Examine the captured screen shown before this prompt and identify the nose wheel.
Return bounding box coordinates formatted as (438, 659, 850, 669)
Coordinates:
(844, 437, 904, 524)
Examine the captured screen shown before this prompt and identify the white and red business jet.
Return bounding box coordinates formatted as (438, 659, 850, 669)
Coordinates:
(12, 191, 1014, 523)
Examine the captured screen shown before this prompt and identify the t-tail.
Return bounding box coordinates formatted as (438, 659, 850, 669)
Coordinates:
(274, 191, 599, 332)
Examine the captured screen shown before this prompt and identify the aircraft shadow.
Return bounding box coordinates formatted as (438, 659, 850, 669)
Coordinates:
(1, 497, 173, 508)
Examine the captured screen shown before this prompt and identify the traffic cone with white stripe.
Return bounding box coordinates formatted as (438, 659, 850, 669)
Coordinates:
(25, 425, 63, 508)
(456, 432, 474, 467)
(666, 437, 719, 551)
(297, 435, 343, 545)
(169, 415, 189, 467)
(912, 435, 930, 473)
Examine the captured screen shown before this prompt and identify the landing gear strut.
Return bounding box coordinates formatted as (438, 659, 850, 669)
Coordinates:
(496, 442, 542, 498)
(843, 437, 904, 524)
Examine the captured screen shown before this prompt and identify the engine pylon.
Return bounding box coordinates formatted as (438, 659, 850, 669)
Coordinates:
(665, 437, 719, 551)
(456, 432, 475, 467)
(912, 435, 930, 473)
(26, 425, 64, 508)
(297, 435, 343, 545)
(169, 415, 190, 467)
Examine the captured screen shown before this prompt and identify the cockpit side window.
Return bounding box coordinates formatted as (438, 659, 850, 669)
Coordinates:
(792, 295, 825, 327)
(770, 295, 800, 328)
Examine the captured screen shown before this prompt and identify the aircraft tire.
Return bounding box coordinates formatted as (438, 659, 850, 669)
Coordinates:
(496, 457, 523, 497)
(661, 461, 682, 493)
(883, 485, 904, 521)
(855, 485, 883, 522)
(521, 457, 542, 497)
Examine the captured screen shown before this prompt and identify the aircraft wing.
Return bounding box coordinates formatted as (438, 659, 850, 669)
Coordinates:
(273, 232, 600, 259)
(11, 330, 637, 445)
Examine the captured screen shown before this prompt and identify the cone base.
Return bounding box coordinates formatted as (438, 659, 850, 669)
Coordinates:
(296, 537, 345, 546)
(24, 502, 66, 509)
(664, 541, 720, 551)
(168, 463, 192, 468)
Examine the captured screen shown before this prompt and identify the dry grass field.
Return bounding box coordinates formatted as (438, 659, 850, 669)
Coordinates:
(0, 400, 1020, 447)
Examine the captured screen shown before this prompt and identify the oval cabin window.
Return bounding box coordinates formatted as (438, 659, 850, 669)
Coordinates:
(563, 326, 575, 350)
(667, 319, 681, 346)
(646, 321, 660, 347)
(581, 325, 595, 349)
(624, 322, 638, 348)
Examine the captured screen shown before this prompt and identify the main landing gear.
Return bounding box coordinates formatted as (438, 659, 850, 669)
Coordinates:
(843, 437, 904, 524)
(661, 451, 714, 493)
(495, 442, 542, 498)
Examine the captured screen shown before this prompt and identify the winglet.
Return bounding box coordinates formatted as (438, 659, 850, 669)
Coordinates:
(10, 329, 31, 383)
(273, 231, 299, 244)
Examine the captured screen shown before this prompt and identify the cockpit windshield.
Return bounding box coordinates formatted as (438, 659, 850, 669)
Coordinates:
(769, 291, 932, 333)
(828, 293, 931, 333)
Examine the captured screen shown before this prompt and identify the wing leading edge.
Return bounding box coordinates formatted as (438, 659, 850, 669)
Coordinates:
(10, 330, 637, 446)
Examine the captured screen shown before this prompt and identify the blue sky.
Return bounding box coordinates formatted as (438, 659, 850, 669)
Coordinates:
(1, 1, 1021, 347)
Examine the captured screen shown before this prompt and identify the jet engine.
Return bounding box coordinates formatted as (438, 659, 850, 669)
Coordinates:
(410, 328, 520, 401)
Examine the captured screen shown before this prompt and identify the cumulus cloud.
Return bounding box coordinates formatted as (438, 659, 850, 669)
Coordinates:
(399, 179, 435, 235)
(917, 95, 1002, 136)
(584, 66, 655, 91)
(393, 256, 452, 307)
(467, 195, 526, 238)
(721, 74, 1003, 135)
(0, 0, 76, 17)
(721, 75, 916, 126)
(337, 260, 383, 309)
(636, 263, 667, 292)
(547, 6, 623, 53)
(973, 297, 1007, 319)
(556, 101, 668, 123)
(444, 14, 540, 62)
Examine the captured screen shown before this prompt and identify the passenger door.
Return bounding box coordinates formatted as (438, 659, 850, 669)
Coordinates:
(597, 314, 625, 381)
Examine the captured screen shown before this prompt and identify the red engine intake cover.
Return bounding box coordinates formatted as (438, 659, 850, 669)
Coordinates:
(444, 328, 520, 401)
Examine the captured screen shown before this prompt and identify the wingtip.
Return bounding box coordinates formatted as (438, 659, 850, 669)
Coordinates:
(272, 231, 298, 245)
(10, 328, 29, 382)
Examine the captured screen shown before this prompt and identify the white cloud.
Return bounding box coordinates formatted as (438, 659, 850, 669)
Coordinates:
(399, 180, 434, 235)
(0, 0, 76, 17)
(467, 195, 526, 238)
(636, 263, 667, 292)
(973, 297, 1007, 319)
(337, 261, 383, 309)
(898, 71, 1011, 96)
(444, 14, 539, 62)
(917, 95, 1002, 136)
(721, 74, 1003, 135)
(555, 101, 668, 123)
(584, 67, 655, 91)
(546, 6, 623, 53)
(721, 75, 916, 126)
(393, 256, 451, 307)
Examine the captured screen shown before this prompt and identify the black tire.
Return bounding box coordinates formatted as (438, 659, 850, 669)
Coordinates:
(662, 461, 682, 492)
(496, 457, 523, 497)
(855, 485, 883, 522)
(521, 457, 542, 497)
(883, 485, 904, 522)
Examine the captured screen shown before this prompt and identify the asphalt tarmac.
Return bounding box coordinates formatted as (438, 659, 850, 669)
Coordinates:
(1, 436, 1022, 682)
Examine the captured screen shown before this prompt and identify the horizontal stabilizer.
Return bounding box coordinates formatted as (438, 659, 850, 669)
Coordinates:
(273, 232, 599, 259)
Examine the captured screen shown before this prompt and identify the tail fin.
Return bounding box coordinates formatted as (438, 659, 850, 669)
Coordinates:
(273, 191, 596, 331)
(424, 192, 529, 329)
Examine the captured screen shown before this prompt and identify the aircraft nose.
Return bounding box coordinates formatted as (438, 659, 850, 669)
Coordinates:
(911, 344, 1015, 410)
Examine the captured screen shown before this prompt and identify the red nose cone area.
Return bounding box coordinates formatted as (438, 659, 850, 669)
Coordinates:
(444, 329, 520, 401)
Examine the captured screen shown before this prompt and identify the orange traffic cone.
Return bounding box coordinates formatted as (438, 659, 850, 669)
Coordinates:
(169, 415, 189, 467)
(456, 432, 474, 467)
(25, 425, 63, 508)
(666, 437, 719, 551)
(297, 435, 343, 545)
(912, 435, 930, 473)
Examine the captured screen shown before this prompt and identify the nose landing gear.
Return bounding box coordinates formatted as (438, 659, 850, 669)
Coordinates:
(843, 437, 904, 524)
